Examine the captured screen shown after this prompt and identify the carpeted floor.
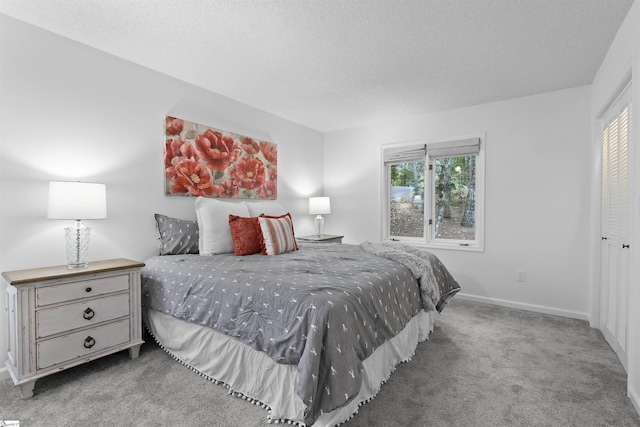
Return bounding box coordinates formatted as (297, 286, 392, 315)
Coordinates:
(1, 299, 639, 426)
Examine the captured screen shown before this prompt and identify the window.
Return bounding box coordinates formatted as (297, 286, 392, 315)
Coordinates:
(382, 136, 485, 251)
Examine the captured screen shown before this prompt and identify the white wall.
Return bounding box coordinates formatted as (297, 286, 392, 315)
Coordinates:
(590, 0, 640, 415)
(324, 86, 593, 319)
(0, 15, 324, 378)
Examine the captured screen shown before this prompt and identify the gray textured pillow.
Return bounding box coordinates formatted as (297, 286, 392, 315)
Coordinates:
(155, 214, 199, 255)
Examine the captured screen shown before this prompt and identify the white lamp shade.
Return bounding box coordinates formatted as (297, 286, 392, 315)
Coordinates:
(47, 182, 107, 220)
(309, 196, 331, 215)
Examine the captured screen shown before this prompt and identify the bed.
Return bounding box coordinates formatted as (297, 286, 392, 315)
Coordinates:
(141, 200, 459, 426)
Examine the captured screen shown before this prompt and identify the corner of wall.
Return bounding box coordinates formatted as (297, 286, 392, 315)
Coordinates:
(629, 384, 640, 420)
(0, 366, 10, 382)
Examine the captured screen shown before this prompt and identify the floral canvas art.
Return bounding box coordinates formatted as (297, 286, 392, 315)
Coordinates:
(164, 116, 277, 199)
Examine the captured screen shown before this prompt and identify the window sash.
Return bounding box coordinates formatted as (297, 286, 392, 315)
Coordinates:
(429, 153, 478, 244)
(387, 159, 426, 240)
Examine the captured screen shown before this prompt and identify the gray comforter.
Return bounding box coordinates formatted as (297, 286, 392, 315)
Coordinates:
(141, 242, 459, 425)
(360, 241, 460, 312)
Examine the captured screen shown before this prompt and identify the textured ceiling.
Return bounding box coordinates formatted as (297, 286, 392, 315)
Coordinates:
(0, 0, 634, 132)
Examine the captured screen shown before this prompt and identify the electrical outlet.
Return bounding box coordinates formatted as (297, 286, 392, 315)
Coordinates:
(516, 270, 527, 283)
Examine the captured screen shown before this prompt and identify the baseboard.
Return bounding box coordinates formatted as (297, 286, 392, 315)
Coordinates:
(0, 365, 10, 382)
(629, 385, 640, 418)
(454, 293, 590, 322)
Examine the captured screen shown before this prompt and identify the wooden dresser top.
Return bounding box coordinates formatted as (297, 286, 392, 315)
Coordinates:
(2, 258, 145, 286)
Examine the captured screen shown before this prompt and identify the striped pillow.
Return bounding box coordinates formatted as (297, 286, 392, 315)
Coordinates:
(258, 213, 298, 255)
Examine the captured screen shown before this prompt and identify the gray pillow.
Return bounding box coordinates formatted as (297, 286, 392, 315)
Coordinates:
(155, 214, 199, 255)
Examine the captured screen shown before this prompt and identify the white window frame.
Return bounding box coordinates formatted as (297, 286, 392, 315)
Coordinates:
(382, 135, 485, 252)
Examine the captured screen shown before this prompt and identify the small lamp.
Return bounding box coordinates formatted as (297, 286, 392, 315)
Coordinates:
(47, 181, 107, 269)
(309, 196, 331, 237)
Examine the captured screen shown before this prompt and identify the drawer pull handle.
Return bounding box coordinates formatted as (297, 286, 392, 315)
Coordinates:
(83, 336, 96, 349)
(85, 287, 92, 293)
(83, 308, 95, 320)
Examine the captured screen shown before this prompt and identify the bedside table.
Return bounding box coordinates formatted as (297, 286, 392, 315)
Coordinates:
(3, 258, 145, 399)
(297, 234, 344, 243)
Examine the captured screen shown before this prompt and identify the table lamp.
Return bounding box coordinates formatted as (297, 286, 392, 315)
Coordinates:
(47, 181, 107, 268)
(309, 196, 331, 237)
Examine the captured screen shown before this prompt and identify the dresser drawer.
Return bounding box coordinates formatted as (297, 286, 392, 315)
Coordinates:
(36, 274, 129, 306)
(36, 293, 130, 338)
(37, 318, 131, 370)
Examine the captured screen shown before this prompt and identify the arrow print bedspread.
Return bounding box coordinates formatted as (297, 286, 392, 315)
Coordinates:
(141, 242, 459, 426)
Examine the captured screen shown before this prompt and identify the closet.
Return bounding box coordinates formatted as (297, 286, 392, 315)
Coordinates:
(600, 86, 632, 371)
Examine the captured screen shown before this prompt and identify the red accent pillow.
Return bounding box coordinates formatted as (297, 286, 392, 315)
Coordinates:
(228, 215, 262, 256)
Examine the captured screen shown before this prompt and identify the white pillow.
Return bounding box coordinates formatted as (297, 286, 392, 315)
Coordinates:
(195, 197, 250, 255)
(247, 201, 286, 217)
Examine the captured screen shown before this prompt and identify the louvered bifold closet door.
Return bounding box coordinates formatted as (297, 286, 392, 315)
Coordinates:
(617, 105, 630, 359)
(601, 122, 612, 342)
(600, 100, 631, 372)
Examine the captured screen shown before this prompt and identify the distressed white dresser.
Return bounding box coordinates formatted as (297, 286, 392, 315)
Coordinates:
(3, 258, 145, 398)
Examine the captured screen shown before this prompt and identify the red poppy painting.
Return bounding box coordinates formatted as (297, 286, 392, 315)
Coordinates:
(164, 116, 277, 199)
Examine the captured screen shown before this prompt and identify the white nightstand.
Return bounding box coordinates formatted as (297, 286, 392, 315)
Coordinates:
(2, 258, 145, 399)
(297, 234, 344, 243)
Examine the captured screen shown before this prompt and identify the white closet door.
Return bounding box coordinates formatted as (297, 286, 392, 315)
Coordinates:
(601, 96, 631, 371)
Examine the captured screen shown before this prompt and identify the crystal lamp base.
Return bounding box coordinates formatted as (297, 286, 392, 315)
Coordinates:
(65, 220, 91, 269)
(314, 215, 325, 237)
